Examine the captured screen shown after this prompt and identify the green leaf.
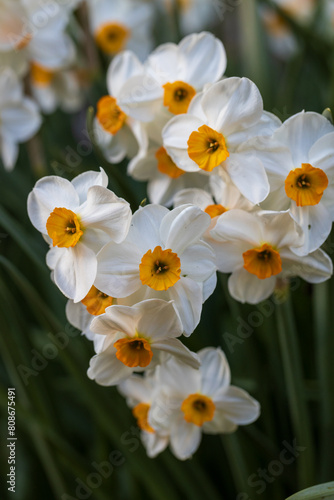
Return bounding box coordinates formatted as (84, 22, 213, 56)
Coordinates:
(286, 481, 334, 499)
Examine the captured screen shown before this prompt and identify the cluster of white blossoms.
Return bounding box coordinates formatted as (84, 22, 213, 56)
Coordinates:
(0, 0, 222, 172)
(27, 30, 334, 459)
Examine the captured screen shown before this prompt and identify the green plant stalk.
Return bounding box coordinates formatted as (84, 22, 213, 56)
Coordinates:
(238, 0, 271, 101)
(221, 433, 253, 497)
(276, 296, 315, 488)
(0, 306, 67, 498)
(313, 281, 334, 481)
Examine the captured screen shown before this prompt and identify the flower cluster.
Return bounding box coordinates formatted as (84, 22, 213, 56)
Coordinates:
(26, 29, 334, 460)
(0, 0, 222, 172)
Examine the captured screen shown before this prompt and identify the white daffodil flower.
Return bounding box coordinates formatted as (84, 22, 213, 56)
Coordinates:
(30, 65, 84, 114)
(210, 209, 333, 304)
(149, 347, 260, 460)
(66, 286, 146, 352)
(0, 68, 41, 171)
(128, 138, 209, 206)
(118, 372, 169, 458)
(87, 0, 154, 61)
(87, 299, 200, 386)
(0, 0, 75, 77)
(256, 111, 334, 255)
(95, 204, 217, 335)
(117, 31, 227, 122)
(162, 77, 281, 204)
(27, 168, 132, 302)
(94, 51, 148, 163)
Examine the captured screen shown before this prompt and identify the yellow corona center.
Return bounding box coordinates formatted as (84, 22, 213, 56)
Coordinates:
(243, 243, 282, 280)
(188, 124, 230, 172)
(155, 146, 185, 179)
(181, 393, 215, 427)
(285, 163, 328, 207)
(132, 403, 155, 433)
(139, 246, 181, 291)
(46, 207, 83, 248)
(163, 80, 196, 115)
(30, 62, 55, 86)
(114, 337, 153, 368)
(81, 286, 114, 316)
(95, 22, 129, 54)
(204, 204, 227, 218)
(96, 95, 127, 135)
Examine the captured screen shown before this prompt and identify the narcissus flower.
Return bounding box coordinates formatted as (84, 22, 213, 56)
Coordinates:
(0, 68, 41, 171)
(95, 204, 217, 334)
(117, 32, 227, 122)
(149, 347, 260, 460)
(88, 0, 154, 60)
(119, 372, 169, 457)
(94, 51, 147, 163)
(87, 299, 200, 386)
(210, 209, 333, 304)
(255, 111, 334, 255)
(163, 77, 281, 204)
(128, 140, 208, 206)
(0, 0, 76, 77)
(27, 169, 132, 302)
(30, 64, 84, 114)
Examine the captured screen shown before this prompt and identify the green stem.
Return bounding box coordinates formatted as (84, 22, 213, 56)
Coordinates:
(276, 296, 315, 488)
(313, 281, 334, 482)
(221, 433, 253, 497)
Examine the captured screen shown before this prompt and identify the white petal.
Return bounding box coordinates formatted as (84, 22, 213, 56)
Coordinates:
(210, 240, 246, 273)
(202, 272, 217, 302)
(0, 136, 18, 171)
(211, 210, 262, 245)
(27, 176, 80, 234)
(228, 268, 276, 304)
(152, 338, 200, 369)
(275, 112, 334, 167)
(71, 168, 108, 204)
(167, 277, 203, 335)
(199, 347, 231, 395)
(163, 205, 211, 254)
(170, 416, 202, 460)
(214, 386, 260, 425)
(163, 114, 204, 172)
(283, 248, 333, 283)
(203, 413, 237, 434)
(156, 356, 200, 396)
(128, 204, 168, 252)
(180, 241, 216, 282)
(79, 186, 131, 242)
(142, 432, 169, 458)
(290, 204, 332, 255)
(226, 153, 270, 204)
(179, 32, 226, 88)
(90, 304, 142, 337)
(87, 344, 133, 386)
(54, 244, 97, 302)
(173, 188, 213, 210)
(95, 241, 142, 298)
(107, 50, 143, 97)
(201, 78, 263, 134)
(1, 98, 41, 142)
(136, 299, 183, 340)
(118, 374, 154, 404)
